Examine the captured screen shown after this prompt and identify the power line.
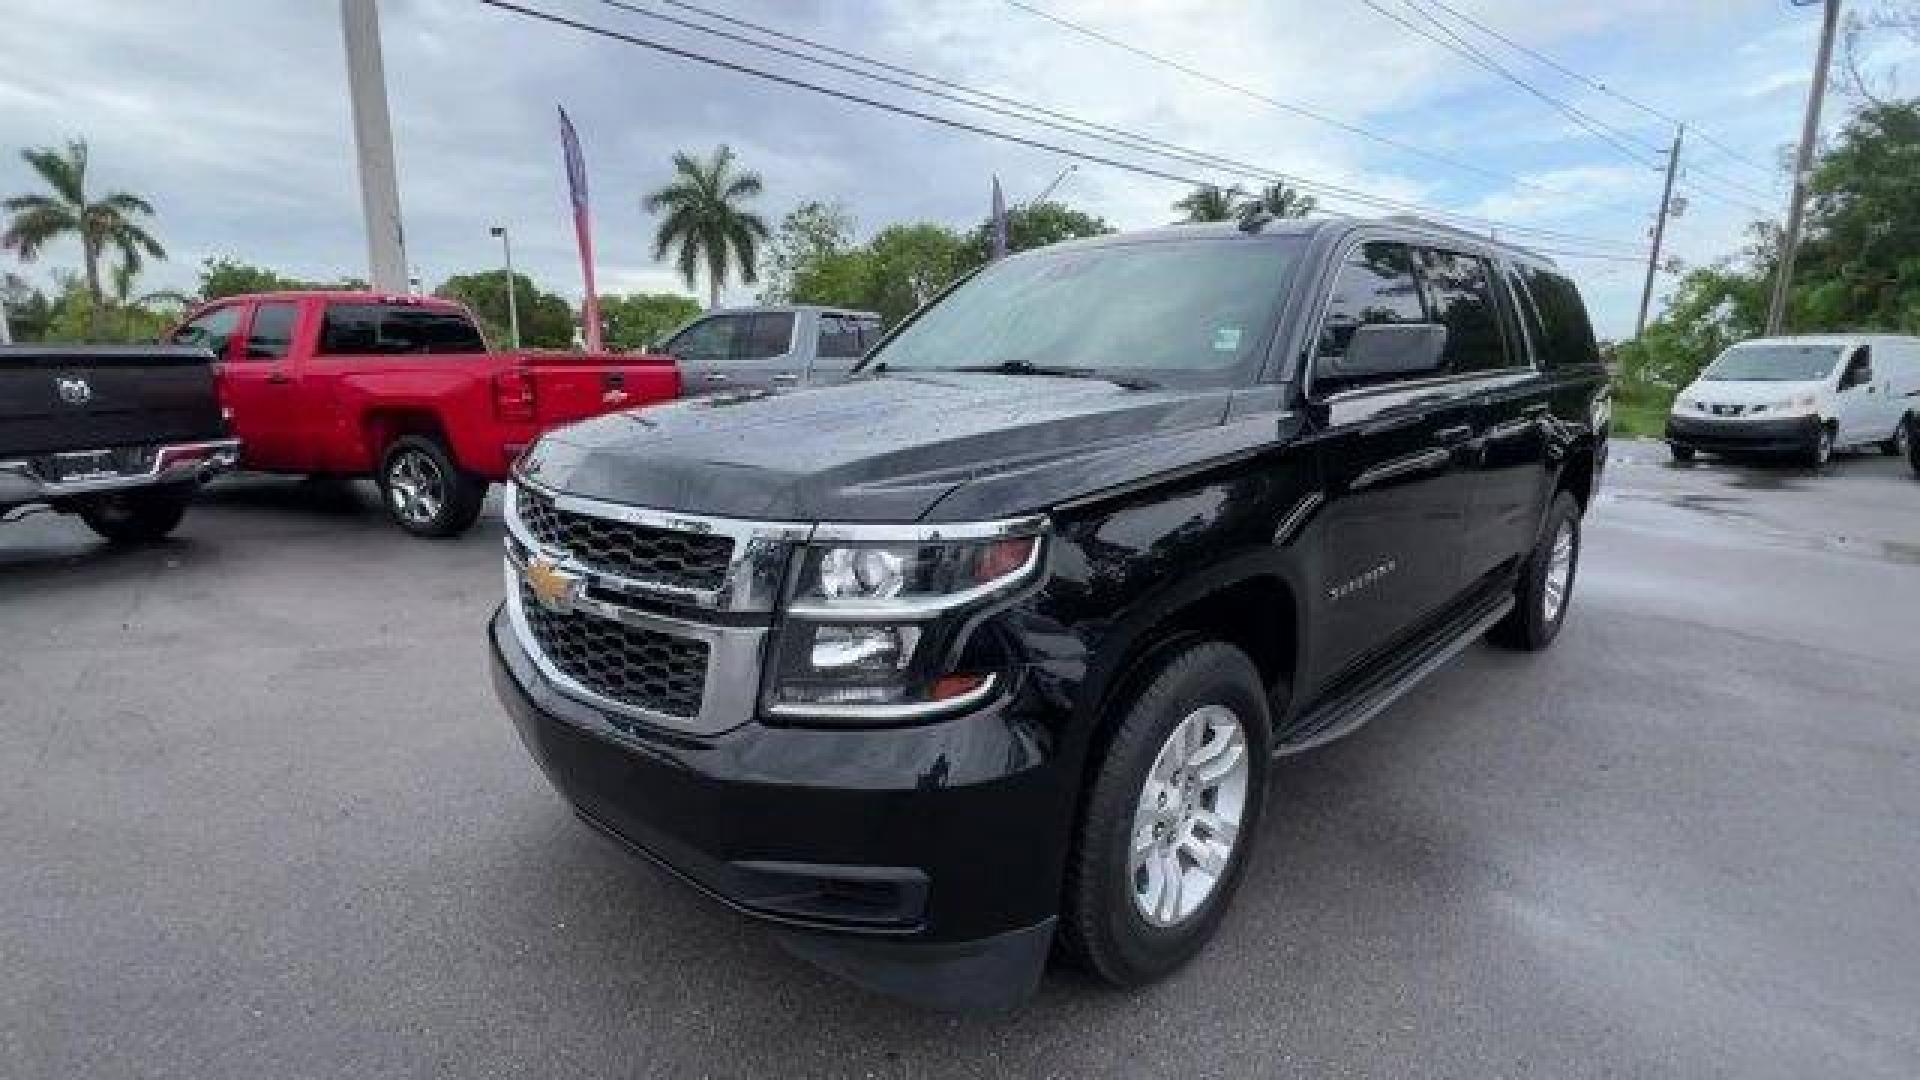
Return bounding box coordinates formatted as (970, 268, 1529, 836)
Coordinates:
(989, 0, 1637, 209)
(1367, 0, 1772, 215)
(574, 0, 1647, 253)
(1401, 0, 1780, 205)
(1415, 0, 1780, 179)
(465, 0, 1647, 261)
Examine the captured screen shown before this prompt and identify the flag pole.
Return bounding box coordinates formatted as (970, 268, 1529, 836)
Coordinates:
(558, 105, 603, 352)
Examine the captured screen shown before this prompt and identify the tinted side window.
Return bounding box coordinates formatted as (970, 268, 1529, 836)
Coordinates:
(1418, 248, 1512, 372)
(856, 318, 883, 351)
(817, 315, 863, 359)
(668, 316, 740, 364)
(1316, 241, 1427, 389)
(1521, 268, 1600, 368)
(244, 302, 299, 360)
(171, 306, 243, 358)
(320, 305, 485, 355)
(741, 312, 795, 361)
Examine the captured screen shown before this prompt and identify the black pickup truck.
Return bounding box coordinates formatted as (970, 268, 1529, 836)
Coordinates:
(1, 345, 238, 541)
(490, 216, 1609, 1009)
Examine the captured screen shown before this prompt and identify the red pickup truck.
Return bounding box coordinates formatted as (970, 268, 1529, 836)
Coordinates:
(169, 291, 678, 536)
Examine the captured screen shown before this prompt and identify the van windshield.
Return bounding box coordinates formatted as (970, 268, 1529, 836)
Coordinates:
(865, 236, 1306, 385)
(1700, 343, 1843, 382)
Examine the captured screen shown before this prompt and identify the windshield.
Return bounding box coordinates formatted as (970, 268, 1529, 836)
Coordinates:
(1700, 342, 1844, 382)
(867, 236, 1306, 382)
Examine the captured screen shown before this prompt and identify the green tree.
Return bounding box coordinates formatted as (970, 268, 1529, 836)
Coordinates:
(862, 224, 969, 325)
(960, 200, 1111, 267)
(598, 291, 703, 350)
(759, 200, 853, 303)
(197, 256, 303, 299)
(2, 139, 164, 326)
(643, 145, 770, 309)
(1172, 183, 1247, 223)
(435, 271, 575, 349)
(2, 273, 53, 341)
(1791, 100, 1920, 333)
(1243, 182, 1317, 219)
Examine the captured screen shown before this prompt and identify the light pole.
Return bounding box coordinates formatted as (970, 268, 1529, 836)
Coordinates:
(1034, 164, 1078, 205)
(490, 226, 520, 350)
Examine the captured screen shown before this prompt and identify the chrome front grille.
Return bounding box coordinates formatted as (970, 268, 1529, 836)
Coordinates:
(517, 584, 710, 718)
(517, 485, 735, 591)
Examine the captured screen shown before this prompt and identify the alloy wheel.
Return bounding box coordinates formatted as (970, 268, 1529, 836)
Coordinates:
(1542, 520, 1576, 623)
(386, 449, 446, 526)
(1128, 704, 1250, 928)
(1815, 427, 1833, 466)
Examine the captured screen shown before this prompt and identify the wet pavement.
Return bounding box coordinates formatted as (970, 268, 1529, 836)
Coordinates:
(3, 441, 1917, 1078)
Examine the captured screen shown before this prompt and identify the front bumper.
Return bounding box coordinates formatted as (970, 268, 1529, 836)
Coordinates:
(1664, 413, 1820, 454)
(0, 438, 240, 506)
(489, 606, 1070, 1010)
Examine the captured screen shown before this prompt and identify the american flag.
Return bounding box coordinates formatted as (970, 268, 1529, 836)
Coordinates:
(558, 105, 603, 352)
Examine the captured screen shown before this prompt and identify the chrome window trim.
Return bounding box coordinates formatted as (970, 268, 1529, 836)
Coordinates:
(501, 557, 764, 737)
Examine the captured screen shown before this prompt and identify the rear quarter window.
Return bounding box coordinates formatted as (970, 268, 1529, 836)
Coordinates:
(1520, 269, 1600, 369)
(320, 304, 487, 355)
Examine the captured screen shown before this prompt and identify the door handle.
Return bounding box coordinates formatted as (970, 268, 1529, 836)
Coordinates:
(266, 370, 291, 385)
(1434, 424, 1474, 445)
(703, 372, 730, 383)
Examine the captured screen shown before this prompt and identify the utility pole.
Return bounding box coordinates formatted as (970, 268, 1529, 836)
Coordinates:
(1635, 123, 1685, 338)
(491, 226, 521, 349)
(0, 303, 11, 345)
(1766, 0, 1842, 336)
(340, 0, 408, 293)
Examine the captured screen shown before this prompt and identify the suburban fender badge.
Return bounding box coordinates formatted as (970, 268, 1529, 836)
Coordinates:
(56, 377, 92, 406)
(523, 555, 582, 614)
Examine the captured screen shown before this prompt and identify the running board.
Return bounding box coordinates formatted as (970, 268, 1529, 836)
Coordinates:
(1274, 594, 1515, 757)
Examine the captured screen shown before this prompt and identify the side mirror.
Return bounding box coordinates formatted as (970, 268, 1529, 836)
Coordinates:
(1333, 322, 1449, 380)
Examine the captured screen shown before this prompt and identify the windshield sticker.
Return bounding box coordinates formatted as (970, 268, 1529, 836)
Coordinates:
(1212, 324, 1244, 352)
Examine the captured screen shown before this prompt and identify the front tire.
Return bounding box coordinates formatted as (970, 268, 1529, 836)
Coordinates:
(1490, 491, 1581, 652)
(78, 487, 191, 544)
(1883, 415, 1912, 458)
(1805, 423, 1835, 468)
(1669, 443, 1696, 463)
(1059, 641, 1272, 988)
(379, 436, 485, 538)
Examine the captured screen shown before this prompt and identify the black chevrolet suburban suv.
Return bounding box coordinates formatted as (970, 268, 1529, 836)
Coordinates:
(490, 216, 1609, 1010)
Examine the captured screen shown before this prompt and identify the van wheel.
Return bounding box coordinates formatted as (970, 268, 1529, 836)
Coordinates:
(1669, 443, 1695, 463)
(1490, 492, 1581, 652)
(1805, 424, 1835, 468)
(1883, 416, 1912, 458)
(1059, 641, 1271, 988)
(379, 436, 485, 537)
(78, 486, 192, 543)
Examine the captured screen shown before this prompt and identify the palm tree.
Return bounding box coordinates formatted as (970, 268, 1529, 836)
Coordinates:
(3, 140, 165, 328)
(1245, 182, 1318, 219)
(1172, 183, 1248, 223)
(643, 145, 770, 309)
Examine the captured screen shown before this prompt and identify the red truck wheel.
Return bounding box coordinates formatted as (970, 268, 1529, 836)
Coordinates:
(379, 436, 485, 538)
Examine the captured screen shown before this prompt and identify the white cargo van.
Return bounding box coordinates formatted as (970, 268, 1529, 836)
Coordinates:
(1665, 334, 1920, 466)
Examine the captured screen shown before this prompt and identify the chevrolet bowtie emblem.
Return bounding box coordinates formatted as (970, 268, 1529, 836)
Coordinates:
(523, 554, 581, 613)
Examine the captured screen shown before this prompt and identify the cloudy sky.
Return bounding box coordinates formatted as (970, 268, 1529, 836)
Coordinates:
(3, 0, 1913, 337)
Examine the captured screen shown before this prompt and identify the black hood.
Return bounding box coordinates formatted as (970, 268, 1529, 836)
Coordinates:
(518, 372, 1234, 522)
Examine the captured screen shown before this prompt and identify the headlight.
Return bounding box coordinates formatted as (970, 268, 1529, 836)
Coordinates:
(765, 525, 1046, 724)
(1770, 394, 1817, 414)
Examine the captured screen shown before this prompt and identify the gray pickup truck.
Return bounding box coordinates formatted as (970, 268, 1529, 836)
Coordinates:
(1, 344, 238, 542)
(657, 305, 883, 395)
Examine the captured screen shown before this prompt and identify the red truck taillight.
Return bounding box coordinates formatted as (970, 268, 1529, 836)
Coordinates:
(494, 368, 536, 422)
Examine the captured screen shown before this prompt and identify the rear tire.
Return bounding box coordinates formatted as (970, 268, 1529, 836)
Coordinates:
(1059, 641, 1272, 988)
(78, 487, 191, 544)
(379, 436, 485, 538)
(1668, 443, 1695, 463)
(1883, 415, 1912, 458)
(1489, 492, 1581, 652)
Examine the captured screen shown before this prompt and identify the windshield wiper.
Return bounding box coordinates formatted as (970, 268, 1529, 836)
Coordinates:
(944, 361, 1160, 390)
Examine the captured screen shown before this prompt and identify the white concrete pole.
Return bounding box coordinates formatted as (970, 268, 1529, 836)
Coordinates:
(341, 0, 408, 293)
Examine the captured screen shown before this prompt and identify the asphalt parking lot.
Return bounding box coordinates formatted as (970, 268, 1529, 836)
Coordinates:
(4, 441, 1918, 1079)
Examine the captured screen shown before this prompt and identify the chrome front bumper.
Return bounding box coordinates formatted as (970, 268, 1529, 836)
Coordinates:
(0, 438, 240, 504)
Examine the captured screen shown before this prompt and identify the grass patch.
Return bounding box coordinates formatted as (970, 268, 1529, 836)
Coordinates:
(1613, 400, 1671, 440)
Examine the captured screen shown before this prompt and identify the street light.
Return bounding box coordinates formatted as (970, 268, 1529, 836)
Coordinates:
(489, 225, 520, 350)
(1034, 164, 1078, 205)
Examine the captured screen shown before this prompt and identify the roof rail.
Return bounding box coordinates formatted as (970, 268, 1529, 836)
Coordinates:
(1379, 214, 1553, 265)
